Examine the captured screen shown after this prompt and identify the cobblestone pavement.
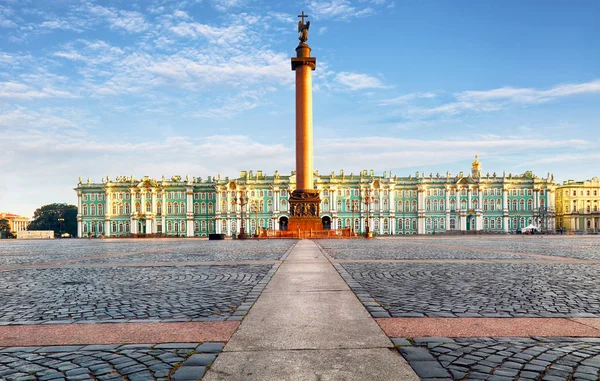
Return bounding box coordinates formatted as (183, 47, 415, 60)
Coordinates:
(0, 265, 272, 324)
(0, 342, 223, 381)
(0, 240, 296, 266)
(340, 262, 600, 317)
(317, 237, 600, 260)
(394, 337, 600, 381)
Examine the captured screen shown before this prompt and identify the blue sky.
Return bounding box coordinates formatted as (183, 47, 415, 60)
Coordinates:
(1, 0, 599, 217)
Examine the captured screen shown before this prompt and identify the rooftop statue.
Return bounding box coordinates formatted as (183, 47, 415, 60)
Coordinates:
(298, 11, 310, 42)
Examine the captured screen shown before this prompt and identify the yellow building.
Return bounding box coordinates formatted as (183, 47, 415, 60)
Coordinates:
(555, 177, 600, 233)
(0, 213, 30, 235)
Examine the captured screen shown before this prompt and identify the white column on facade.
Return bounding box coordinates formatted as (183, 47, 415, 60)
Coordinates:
(467, 187, 472, 210)
(331, 188, 336, 213)
(226, 218, 231, 236)
(391, 217, 396, 235)
(274, 190, 279, 212)
(360, 214, 365, 232)
(216, 191, 221, 213)
(141, 191, 146, 215)
(389, 188, 395, 213)
(186, 189, 194, 237)
(162, 192, 166, 234)
(77, 191, 83, 238)
(379, 216, 384, 234)
(104, 190, 111, 237)
(215, 218, 222, 234)
(146, 219, 152, 235)
(417, 188, 425, 211)
(503, 188, 509, 232)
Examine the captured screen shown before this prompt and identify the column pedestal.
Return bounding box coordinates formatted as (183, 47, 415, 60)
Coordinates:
(288, 190, 322, 232)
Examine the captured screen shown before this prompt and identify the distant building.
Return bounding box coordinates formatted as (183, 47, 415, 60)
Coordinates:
(17, 231, 54, 239)
(555, 177, 600, 233)
(0, 212, 30, 235)
(74, 157, 557, 236)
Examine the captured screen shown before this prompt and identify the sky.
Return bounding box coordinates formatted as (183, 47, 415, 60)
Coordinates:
(0, 0, 599, 217)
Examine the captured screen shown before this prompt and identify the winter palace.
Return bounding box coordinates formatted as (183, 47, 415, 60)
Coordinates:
(74, 157, 575, 237)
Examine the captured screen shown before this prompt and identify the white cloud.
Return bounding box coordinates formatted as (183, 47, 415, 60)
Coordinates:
(39, 20, 82, 32)
(318, 26, 327, 35)
(457, 80, 600, 104)
(335, 72, 390, 90)
(212, 0, 247, 12)
(381, 80, 600, 117)
(379, 92, 436, 106)
(173, 10, 190, 19)
(169, 21, 246, 44)
(0, 81, 76, 100)
(308, 0, 374, 20)
(85, 3, 150, 33)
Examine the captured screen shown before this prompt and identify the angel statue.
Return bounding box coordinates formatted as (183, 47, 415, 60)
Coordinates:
(297, 11, 310, 42)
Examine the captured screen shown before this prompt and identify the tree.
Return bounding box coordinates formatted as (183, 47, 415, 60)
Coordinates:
(0, 219, 14, 239)
(28, 203, 78, 238)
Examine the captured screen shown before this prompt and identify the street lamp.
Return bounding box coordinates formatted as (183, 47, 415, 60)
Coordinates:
(232, 192, 248, 239)
(364, 188, 373, 238)
(58, 218, 64, 238)
(515, 213, 522, 233)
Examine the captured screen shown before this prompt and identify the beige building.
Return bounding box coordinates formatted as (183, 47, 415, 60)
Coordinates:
(555, 177, 600, 233)
(0, 212, 30, 235)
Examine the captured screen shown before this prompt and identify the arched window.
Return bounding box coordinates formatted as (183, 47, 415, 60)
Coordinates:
(483, 199, 488, 211)
(90, 204, 96, 216)
(527, 199, 533, 211)
(194, 203, 200, 214)
(411, 200, 417, 212)
(208, 203, 213, 213)
(450, 200, 456, 211)
(426, 218, 431, 230)
(146, 202, 151, 213)
(374, 200, 380, 212)
(461, 199, 467, 210)
(194, 221, 199, 232)
(433, 200, 438, 212)
(383, 218, 389, 231)
(83, 205, 88, 216)
(167, 203, 172, 215)
(118, 223, 123, 233)
(112, 202, 117, 215)
(281, 199, 287, 211)
(405, 200, 410, 212)
(98, 204, 104, 215)
(440, 199, 445, 211)
(346, 200, 350, 211)
(397, 201, 403, 212)
(472, 199, 478, 209)
(490, 218, 495, 230)
(267, 200, 273, 212)
(112, 221, 117, 232)
(260, 200, 264, 212)
(174, 203, 180, 215)
(440, 218, 445, 230)
(337, 200, 342, 212)
(323, 200, 330, 211)
(484, 218, 489, 230)
(519, 200, 525, 211)
(135, 202, 141, 213)
(167, 221, 172, 233)
(426, 200, 431, 212)
(157, 203, 162, 215)
(497, 217, 502, 230)
(83, 223, 88, 233)
(374, 219, 379, 230)
(412, 219, 417, 230)
(98, 223, 103, 233)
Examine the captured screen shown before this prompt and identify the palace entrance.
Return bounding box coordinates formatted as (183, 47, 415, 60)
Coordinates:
(322, 216, 331, 230)
(279, 216, 289, 231)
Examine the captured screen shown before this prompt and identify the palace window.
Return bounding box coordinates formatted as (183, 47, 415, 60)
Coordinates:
(167, 221, 172, 233)
(461, 200, 467, 210)
(181, 221, 185, 232)
(461, 188, 467, 196)
(201, 203, 206, 214)
(374, 219, 379, 231)
(382, 199, 388, 212)
(194, 203, 200, 214)
(99, 205, 104, 215)
(337, 200, 342, 212)
(519, 200, 525, 211)
(412, 200, 417, 212)
(441, 199, 445, 210)
(83, 205, 88, 216)
(433, 200, 438, 211)
(157, 203, 162, 215)
(483, 200, 488, 211)
(426, 218, 431, 230)
(146, 203, 151, 213)
(434, 219, 438, 231)
(483, 218, 489, 230)
(91, 204, 96, 216)
(194, 221, 199, 232)
(208, 203, 213, 213)
(527, 200, 533, 211)
(426, 200, 431, 212)
(135, 203, 141, 213)
(194, 193, 199, 200)
(201, 220, 207, 232)
(174, 203, 180, 214)
(345, 200, 350, 211)
(397, 201, 403, 212)
(83, 223, 88, 233)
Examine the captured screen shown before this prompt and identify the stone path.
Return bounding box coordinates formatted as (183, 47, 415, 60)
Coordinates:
(203, 240, 419, 380)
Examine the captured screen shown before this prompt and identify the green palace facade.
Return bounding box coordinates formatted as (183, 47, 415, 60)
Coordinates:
(74, 157, 557, 237)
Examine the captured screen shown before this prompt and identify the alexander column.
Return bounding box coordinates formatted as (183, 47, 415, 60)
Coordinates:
(288, 11, 322, 233)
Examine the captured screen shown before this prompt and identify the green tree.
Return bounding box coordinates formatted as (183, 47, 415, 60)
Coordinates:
(28, 203, 78, 238)
(0, 219, 14, 239)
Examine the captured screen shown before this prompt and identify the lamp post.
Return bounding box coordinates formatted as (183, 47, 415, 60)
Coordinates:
(58, 218, 64, 238)
(364, 188, 373, 238)
(232, 192, 248, 239)
(515, 213, 522, 233)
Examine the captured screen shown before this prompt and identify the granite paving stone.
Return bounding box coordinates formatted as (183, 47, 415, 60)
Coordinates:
(396, 337, 600, 381)
(0, 342, 222, 380)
